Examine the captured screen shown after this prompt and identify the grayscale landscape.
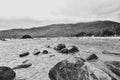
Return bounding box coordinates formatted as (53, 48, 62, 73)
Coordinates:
(0, 0, 120, 80)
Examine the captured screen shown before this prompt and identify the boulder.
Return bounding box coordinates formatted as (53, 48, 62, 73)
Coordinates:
(86, 54, 98, 61)
(60, 48, 69, 54)
(0, 66, 16, 80)
(68, 45, 79, 53)
(42, 50, 49, 54)
(19, 52, 30, 57)
(54, 44, 79, 54)
(49, 58, 85, 80)
(54, 43, 66, 51)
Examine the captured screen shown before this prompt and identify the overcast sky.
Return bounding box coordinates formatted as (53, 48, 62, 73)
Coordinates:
(0, 0, 120, 30)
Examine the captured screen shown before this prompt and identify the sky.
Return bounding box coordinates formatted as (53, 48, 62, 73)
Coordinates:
(0, 0, 120, 30)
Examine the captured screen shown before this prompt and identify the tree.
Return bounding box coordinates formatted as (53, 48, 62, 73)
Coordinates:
(86, 33, 94, 37)
(21, 35, 32, 39)
(75, 32, 86, 37)
(102, 29, 115, 36)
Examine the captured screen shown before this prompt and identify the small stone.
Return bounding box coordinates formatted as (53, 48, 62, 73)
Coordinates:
(33, 49, 41, 55)
(19, 52, 30, 57)
(49, 55, 55, 58)
(42, 50, 49, 54)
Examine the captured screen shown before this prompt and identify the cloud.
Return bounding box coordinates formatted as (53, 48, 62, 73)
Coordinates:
(0, 0, 120, 21)
(55, 0, 120, 21)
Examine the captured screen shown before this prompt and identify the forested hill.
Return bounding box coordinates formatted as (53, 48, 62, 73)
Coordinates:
(0, 20, 120, 39)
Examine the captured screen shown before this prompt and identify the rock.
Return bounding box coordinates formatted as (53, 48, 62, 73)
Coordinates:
(22, 59, 29, 63)
(86, 54, 98, 61)
(12, 61, 32, 69)
(49, 58, 85, 80)
(92, 60, 120, 80)
(33, 49, 41, 55)
(108, 61, 120, 68)
(54, 44, 79, 54)
(49, 57, 118, 80)
(42, 50, 49, 54)
(0, 66, 16, 80)
(34, 51, 41, 55)
(60, 48, 69, 54)
(68, 45, 79, 53)
(19, 52, 30, 57)
(105, 61, 120, 77)
(45, 45, 51, 48)
(102, 50, 120, 55)
(49, 55, 55, 58)
(13, 63, 32, 69)
(54, 43, 66, 51)
(83, 62, 112, 80)
(102, 50, 110, 54)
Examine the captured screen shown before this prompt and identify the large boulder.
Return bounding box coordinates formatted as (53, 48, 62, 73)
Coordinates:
(49, 58, 118, 80)
(0, 66, 16, 80)
(49, 57, 120, 80)
(49, 58, 85, 80)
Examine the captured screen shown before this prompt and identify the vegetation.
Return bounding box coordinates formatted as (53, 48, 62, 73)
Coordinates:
(0, 20, 120, 38)
(21, 35, 32, 39)
(101, 29, 115, 36)
(74, 29, 115, 37)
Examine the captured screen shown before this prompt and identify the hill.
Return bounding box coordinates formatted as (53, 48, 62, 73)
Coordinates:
(0, 20, 120, 39)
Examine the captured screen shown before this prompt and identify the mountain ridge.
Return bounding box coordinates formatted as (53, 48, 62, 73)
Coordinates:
(0, 20, 120, 39)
